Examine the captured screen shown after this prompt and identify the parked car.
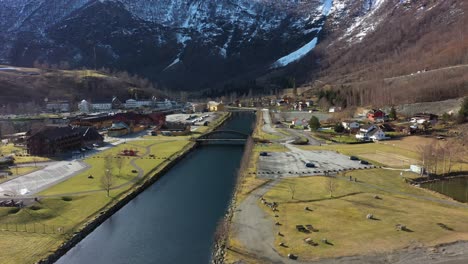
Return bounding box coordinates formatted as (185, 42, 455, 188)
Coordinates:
(360, 160, 370, 165)
(349, 156, 359, 161)
(259, 152, 269, 157)
(305, 163, 315, 168)
(288, 253, 298, 260)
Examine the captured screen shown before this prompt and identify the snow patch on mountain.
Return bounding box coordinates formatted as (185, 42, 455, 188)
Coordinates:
(343, 0, 387, 42)
(272, 37, 318, 68)
(271, 0, 333, 68)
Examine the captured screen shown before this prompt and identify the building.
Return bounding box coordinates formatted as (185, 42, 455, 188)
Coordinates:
(410, 113, 438, 125)
(367, 109, 386, 122)
(355, 124, 387, 141)
(78, 127, 104, 147)
(155, 99, 173, 109)
(46, 101, 70, 113)
(342, 120, 360, 131)
(107, 122, 131, 137)
(78, 100, 92, 113)
(329, 106, 341, 113)
(207, 101, 225, 112)
(91, 101, 112, 112)
(112, 96, 123, 109)
(157, 122, 191, 136)
(27, 126, 102, 156)
(125, 99, 137, 109)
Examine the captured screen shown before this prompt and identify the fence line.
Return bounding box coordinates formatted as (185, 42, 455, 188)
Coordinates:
(0, 222, 74, 235)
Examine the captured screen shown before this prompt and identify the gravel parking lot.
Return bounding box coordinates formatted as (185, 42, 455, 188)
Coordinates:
(257, 145, 373, 179)
(166, 113, 219, 125)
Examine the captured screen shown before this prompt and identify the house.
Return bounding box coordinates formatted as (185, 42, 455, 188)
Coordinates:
(107, 122, 131, 137)
(207, 101, 225, 112)
(155, 99, 173, 109)
(367, 109, 386, 122)
(298, 103, 308, 111)
(191, 103, 206, 113)
(329, 106, 341, 113)
(125, 99, 137, 109)
(27, 126, 102, 156)
(410, 113, 438, 125)
(46, 101, 70, 113)
(111, 96, 123, 109)
(342, 120, 360, 131)
(157, 122, 191, 136)
(91, 100, 112, 112)
(292, 118, 307, 126)
(78, 100, 92, 113)
(77, 127, 104, 147)
(355, 124, 387, 141)
(135, 100, 153, 108)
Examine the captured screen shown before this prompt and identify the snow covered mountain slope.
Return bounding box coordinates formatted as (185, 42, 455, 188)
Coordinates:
(0, 0, 466, 93)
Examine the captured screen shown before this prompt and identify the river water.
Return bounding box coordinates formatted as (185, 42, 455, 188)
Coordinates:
(56, 112, 255, 264)
(421, 176, 468, 203)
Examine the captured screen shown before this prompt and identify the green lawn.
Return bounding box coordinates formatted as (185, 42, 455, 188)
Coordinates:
(0, 144, 51, 163)
(263, 169, 468, 260)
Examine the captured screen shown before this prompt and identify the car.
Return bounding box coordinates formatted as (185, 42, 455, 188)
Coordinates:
(288, 253, 298, 260)
(360, 160, 370, 165)
(305, 163, 315, 168)
(131, 169, 138, 173)
(259, 152, 269, 157)
(349, 156, 359, 161)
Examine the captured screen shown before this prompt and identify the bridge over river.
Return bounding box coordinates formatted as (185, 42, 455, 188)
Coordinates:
(194, 130, 249, 143)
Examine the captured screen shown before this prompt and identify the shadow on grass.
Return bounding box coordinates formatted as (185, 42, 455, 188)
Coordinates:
(285, 192, 364, 204)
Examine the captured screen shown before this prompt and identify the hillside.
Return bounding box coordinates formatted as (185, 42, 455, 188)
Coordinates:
(0, 65, 160, 111)
(0, 0, 467, 105)
(296, 0, 468, 106)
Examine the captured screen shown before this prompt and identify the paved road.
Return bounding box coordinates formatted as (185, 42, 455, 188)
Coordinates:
(0, 161, 89, 197)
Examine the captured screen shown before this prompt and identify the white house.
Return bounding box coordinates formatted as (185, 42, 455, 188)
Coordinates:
(329, 106, 341, 113)
(356, 124, 387, 141)
(46, 101, 70, 113)
(342, 120, 360, 131)
(125, 99, 137, 109)
(155, 99, 173, 109)
(78, 100, 91, 113)
(91, 101, 112, 112)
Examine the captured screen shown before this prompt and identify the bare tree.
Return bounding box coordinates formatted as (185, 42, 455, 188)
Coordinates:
(324, 177, 339, 198)
(115, 157, 124, 177)
(288, 181, 297, 199)
(101, 155, 114, 197)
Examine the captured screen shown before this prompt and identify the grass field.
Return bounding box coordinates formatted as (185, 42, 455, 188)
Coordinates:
(262, 169, 468, 260)
(0, 144, 50, 163)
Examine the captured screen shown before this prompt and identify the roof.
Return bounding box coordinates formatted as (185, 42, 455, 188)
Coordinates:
(28, 126, 82, 141)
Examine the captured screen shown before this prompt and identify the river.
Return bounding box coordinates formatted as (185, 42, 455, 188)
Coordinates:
(421, 176, 468, 203)
(55, 111, 255, 264)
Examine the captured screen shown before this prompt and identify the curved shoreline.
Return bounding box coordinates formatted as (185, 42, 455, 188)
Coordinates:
(36, 112, 232, 264)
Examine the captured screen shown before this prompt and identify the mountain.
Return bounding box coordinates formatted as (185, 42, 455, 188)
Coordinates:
(1, 0, 467, 102)
(0, 0, 330, 92)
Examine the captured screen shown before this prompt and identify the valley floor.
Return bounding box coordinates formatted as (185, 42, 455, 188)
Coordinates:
(225, 109, 468, 264)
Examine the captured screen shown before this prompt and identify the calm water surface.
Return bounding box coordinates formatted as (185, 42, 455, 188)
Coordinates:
(421, 176, 468, 203)
(56, 112, 254, 264)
